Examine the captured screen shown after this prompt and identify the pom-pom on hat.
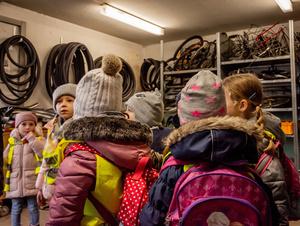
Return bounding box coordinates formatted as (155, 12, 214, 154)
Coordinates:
(15, 111, 37, 128)
(52, 83, 77, 111)
(125, 88, 164, 127)
(179, 70, 226, 125)
(73, 54, 123, 119)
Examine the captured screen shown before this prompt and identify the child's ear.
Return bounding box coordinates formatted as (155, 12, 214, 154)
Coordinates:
(239, 99, 249, 112)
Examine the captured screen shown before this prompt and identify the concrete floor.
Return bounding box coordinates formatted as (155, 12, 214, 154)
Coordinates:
(1, 206, 300, 225)
(1, 206, 49, 226)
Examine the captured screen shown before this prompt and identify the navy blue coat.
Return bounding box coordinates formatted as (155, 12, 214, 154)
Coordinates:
(140, 116, 278, 225)
(150, 127, 173, 154)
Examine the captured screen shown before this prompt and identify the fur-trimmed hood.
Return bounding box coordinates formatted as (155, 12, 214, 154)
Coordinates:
(166, 115, 262, 164)
(61, 115, 153, 170)
(165, 115, 262, 146)
(62, 115, 153, 145)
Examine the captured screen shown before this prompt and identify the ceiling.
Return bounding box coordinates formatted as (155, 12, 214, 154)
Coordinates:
(3, 0, 300, 46)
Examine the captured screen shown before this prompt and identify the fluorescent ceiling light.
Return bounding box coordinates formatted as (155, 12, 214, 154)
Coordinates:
(100, 4, 164, 36)
(275, 0, 293, 12)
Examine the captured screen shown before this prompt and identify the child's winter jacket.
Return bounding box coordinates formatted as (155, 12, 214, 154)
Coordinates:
(3, 126, 45, 199)
(46, 115, 153, 225)
(140, 116, 279, 226)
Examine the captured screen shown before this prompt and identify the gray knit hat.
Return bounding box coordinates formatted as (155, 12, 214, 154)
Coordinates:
(179, 70, 226, 125)
(125, 88, 164, 127)
(52, 83, 77, 110)
(73, 54, 123, 119)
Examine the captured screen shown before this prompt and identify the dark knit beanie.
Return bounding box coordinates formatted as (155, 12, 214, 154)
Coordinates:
(15, 112, 37, 128)
(179, 70, 226, 125)
(52, 83, 77, 111)
(73, 54, 123, 119)
(125, 88, 164, 127)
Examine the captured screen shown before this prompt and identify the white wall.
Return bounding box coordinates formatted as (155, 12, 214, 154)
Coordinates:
(0, 3, 144, 110)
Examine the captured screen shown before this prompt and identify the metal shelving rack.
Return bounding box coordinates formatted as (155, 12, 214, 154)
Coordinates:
(217, 20, 299, 170)
(160, 20, 299, 171)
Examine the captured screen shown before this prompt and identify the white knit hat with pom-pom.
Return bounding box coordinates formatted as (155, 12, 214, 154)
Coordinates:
(73, 54, 123, 119)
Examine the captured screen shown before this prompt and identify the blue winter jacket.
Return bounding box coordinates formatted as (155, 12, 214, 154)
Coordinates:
(139, 116, 262, 225)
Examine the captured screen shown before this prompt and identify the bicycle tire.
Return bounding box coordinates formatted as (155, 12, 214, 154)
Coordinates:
(173, 35, 203, 60)
(189, 41, 210, 69)
(0, 206, 9, 217)
(140, 58, 160, 91)
(262, 94, 291, 108)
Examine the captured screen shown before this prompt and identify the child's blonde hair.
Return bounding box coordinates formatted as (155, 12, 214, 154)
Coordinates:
(223, 73, 262, 111)
(223, 73, 274, 154)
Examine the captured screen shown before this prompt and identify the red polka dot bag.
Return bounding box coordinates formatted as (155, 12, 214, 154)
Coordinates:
(118, 157, 159, 226)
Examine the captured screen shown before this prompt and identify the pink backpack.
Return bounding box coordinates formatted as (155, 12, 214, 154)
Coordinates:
(162, 157, 272, 226)
(256, 140, 300, 220)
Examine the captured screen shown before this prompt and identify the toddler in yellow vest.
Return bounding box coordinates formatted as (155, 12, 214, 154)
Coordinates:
(3, 111, 46, 226)
(35, 83, 76, 207)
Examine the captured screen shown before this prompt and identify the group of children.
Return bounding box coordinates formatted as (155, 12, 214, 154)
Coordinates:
(2, 53, 299, 225)
(3, 82, 77, 226)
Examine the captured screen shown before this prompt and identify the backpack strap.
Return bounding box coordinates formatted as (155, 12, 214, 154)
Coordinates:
(65, 142, 123, 169)
(255, 138, 280, 177)
(132, 157, 152, 180)
(87, 192, 118, 226)
(159, 156, 197, 174)
(255, 152, 275, 177)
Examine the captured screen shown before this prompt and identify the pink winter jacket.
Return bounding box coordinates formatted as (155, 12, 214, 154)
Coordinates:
(3, 126, 45, 199)
(46, 115, 153, 225)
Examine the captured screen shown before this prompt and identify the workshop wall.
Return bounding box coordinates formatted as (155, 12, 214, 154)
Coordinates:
(0, 3, 144, 110)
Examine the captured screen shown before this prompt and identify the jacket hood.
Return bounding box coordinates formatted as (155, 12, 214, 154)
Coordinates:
(165, 115, 262, 146)
(62, 115, 153, 145)
(165, 115, 262, 164)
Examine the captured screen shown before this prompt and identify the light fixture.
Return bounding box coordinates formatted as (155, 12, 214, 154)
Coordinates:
(100, 4, 164, 36)
(275, 0, 293, 12)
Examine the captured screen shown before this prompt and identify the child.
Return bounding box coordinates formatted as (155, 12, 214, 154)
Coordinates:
(222, 73, 296, 225)
(45, 83, 77, 142)
(171, 92, 181, 129)
(125, 88, 173, 170)
(46, 54, 152, 225)
(139, 70, 278, 225)
(3, 111, 46, 226)
(36, 83, 77, 207)
(125, 88, 173, 154)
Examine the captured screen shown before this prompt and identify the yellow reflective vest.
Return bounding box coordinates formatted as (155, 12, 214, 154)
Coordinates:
(43, 138, 83, 185)
(81, 153, 123, 225)
(61, 141, 123, 225)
